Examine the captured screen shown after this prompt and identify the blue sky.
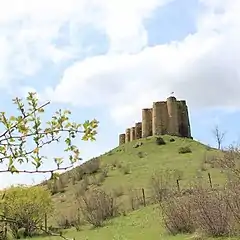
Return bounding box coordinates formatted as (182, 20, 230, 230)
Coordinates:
(0, 0, 239, 188)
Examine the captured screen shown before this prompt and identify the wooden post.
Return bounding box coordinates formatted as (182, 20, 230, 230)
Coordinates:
(208, 172, 213, 189)
(176, 179, 180, 193)
(142, 188, 146, 207)
(44, 213, 48, 231)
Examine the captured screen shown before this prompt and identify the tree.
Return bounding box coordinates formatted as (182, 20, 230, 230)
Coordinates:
(0, 185, 53, 238)
(0, 92, 98, 176)
(212, 125, 226, 150)
(0, 91, 98, 240)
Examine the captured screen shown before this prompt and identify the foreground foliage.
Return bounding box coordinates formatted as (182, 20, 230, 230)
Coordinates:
(0, 186, 53, 238)
(0, 91, 98, 176)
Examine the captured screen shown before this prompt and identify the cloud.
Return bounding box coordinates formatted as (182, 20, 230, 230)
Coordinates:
(45, 0, 240, 127)
(0, 0, 172, 90)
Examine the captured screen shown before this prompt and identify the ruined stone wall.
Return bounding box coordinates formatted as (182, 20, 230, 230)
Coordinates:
(125, 128, 131, 143)
(119, 133, 126, 145)
(152, 101, 168, 136)
(167, 96, 180, 136)
(135, 122, 142, 139)
(130, 127, 136, 141)
(142, 108, 152, 138)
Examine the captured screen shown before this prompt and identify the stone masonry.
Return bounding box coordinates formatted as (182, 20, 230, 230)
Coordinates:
(119, 96, 191, 145)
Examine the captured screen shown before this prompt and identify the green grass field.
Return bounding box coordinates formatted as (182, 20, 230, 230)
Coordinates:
(29, 204, 239, 240)
(33, 135, 234, 240)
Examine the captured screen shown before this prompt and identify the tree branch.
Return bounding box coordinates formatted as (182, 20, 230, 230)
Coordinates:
(0, 101, 50, 139)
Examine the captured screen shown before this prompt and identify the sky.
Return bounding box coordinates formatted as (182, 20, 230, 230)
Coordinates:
(0, 0, 240, 188)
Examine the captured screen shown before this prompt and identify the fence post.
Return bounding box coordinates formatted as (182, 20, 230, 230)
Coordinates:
(141, 188, 146, 207)
(44, 213, 48, 231)
(208, 172, 213, 189)
(176, 179, 180, 193)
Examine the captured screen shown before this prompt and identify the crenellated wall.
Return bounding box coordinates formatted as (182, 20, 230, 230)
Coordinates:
(118, 97, 191, 146)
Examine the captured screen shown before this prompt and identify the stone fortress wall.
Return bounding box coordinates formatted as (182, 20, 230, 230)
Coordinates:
(118, 96, 191, 145)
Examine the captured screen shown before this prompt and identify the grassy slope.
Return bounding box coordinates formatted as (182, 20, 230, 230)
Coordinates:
(38, 135, 230, 240)
(32, 205, 239, 240)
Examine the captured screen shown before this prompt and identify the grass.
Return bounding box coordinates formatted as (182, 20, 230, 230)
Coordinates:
(36, 135, 232, 239)
(28, 205, 193, 240)
(30, 205, 239, 240)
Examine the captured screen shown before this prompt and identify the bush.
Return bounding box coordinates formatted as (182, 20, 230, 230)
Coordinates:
(161, 195, 196, 235)
(155, 137, 166, 145)
(128, 188, 145, 210)
(56, 215, 73, 229)
(3, 186, 53, 238)
(150, 171, 174, 203)
(75, 179, 89, 199)
(79, 189, 118, 227)
(178, 146, 192, 154)
(57, 209, 83, 231)
(74, 166, 85, 181)
(48, 178, 66, 195)
(162, 183, 239, 237)
(137, 151, 145, 158)
(192, 187, 235, 237)
(121, 165, 131, 175)
(169, 138, 175, 142)
(82, 157, 100, 175)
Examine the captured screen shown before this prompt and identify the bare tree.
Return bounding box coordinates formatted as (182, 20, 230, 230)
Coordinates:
(212, 125, 226, 150)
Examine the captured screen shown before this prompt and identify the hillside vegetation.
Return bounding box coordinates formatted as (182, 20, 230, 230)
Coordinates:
(30, 135, 238, 240)
(48, 136, 219, 219)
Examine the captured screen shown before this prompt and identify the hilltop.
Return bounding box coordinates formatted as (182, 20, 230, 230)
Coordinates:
(35, 135, 234, 240)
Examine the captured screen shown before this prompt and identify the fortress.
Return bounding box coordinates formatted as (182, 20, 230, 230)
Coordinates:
(118, 96, 192, 145)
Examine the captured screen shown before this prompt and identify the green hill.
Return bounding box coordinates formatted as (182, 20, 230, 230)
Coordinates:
(37, 135, 232, 240)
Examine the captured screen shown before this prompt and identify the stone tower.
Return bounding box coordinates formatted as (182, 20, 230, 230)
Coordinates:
(152, 101, 168, 136)
(166, 96, 180, 136)
(118, 97, 191, 146)
(142, 108, 152, 138)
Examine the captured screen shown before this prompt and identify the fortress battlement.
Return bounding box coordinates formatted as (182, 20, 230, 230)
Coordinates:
(118, 96, 191, 145)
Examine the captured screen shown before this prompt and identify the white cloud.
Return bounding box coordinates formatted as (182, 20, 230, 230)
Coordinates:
(44, 0, 240, 127)
(0, 0, 171, 89)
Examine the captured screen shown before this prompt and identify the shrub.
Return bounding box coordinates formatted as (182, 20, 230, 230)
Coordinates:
(82, 157, 100, 175)
(192, 187, 235, 237)
(75, 179, 89, 199)
(3, 186, 53, 238)
(169, 138, 175, 142)
(128, 188, 145, 210)
(112, 159, 120, 168)
(74, 166, 85, 181)
(79, 189, 118, 227)
(57, 209, 83, 231)
(121, 165, 131, 175)
(178, 146, 192, 154)
(137, 151, 145, 158)
(56, 215, 73, 229)
(101, 167, 109, 178)
(92, 172, 107, 186)
(161, 195, 196, 235)
(162, 183, 238, 237)
(155, 137, 166, 145)
(150, 171, 174, 203)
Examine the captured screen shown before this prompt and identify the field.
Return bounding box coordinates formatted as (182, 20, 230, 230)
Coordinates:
(27, 135, 237, 239)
